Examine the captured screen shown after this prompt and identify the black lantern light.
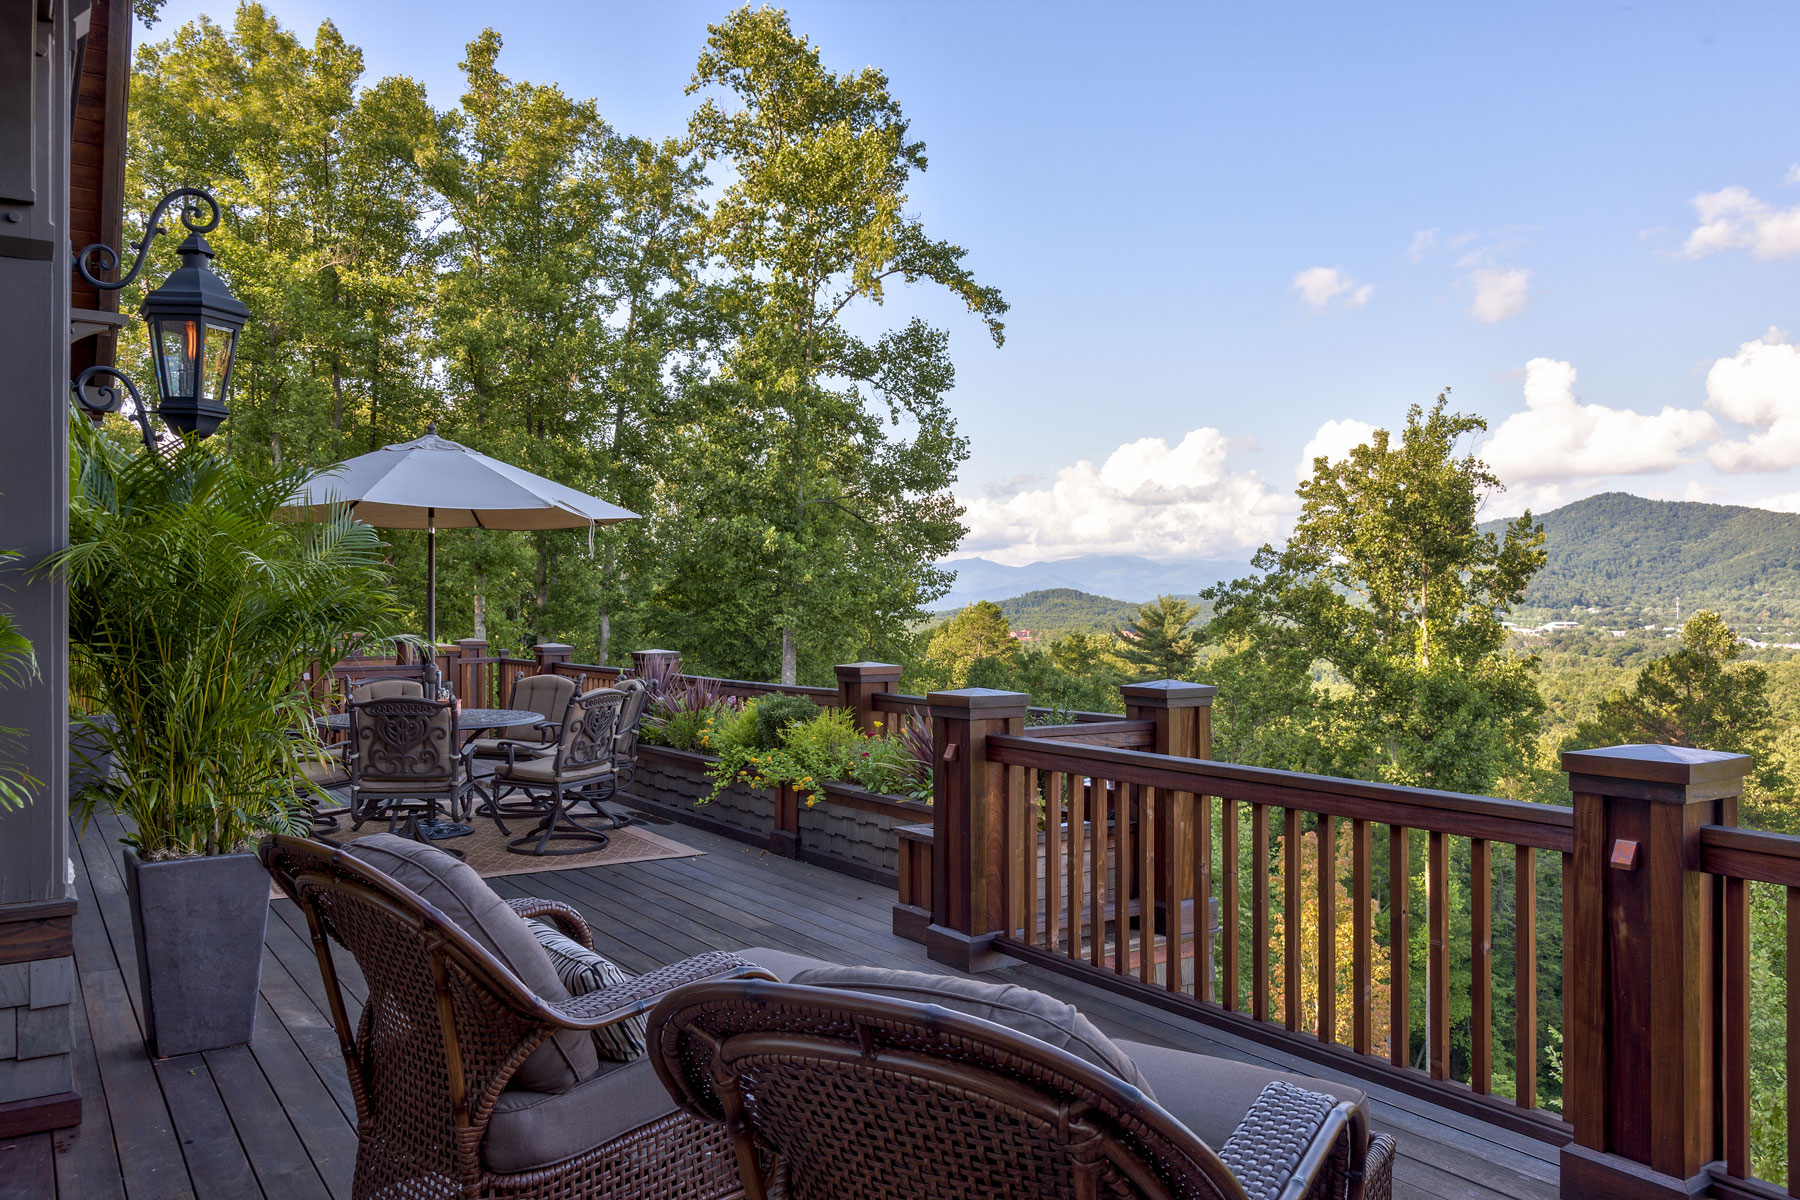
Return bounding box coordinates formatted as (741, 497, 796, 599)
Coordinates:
(70, 187, 248, 450)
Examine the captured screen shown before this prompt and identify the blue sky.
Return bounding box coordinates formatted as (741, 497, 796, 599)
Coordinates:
(151, 1, 1800, 564)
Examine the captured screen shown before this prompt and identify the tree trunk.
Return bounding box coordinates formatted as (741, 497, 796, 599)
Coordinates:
(472, 568, 487, 641)
(781, 626, 797, 686)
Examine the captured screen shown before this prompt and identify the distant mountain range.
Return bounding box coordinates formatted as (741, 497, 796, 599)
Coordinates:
(937, 493, 1800, 633)
(935, 554, 1252, 610)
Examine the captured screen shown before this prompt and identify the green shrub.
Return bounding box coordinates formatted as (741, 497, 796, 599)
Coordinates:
(753, 693, 819, 749)
(709, 698, 763, 755)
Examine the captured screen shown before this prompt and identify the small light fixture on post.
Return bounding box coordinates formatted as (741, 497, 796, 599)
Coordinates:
(69, 187, 249, 451)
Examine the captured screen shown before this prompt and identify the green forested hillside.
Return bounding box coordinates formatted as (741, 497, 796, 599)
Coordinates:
(1484, 493, 1800, 632)
(993, 589, 1144, 637)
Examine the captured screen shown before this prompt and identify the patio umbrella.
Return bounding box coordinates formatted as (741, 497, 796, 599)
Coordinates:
(286, 424, 638, 666)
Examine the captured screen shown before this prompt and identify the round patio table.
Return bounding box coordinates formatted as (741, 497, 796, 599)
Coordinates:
(315, 708, 546, 841)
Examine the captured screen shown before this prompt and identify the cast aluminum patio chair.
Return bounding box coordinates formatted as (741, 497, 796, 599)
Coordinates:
(574, 677, 651, 831)
(469, 672, 578, 760)
(486, 687, 624, 855)
(651, 974, 1395, 1200)
(259, 834, 767, 1200)
(347, 695, 481, 848)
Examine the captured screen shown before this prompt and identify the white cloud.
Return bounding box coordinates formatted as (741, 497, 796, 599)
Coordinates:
(1408, 229, 1439, 262)
(1483, 357, 1718, 483)
(1293, 266, 1372, 310)
(1467, 267, 1532, 323)
(1684, 185, 1800, 260)
(958, 429, 1291, 566)
(1788, 164, 1800, 186)
(1705, 330, 1800, 471)
(1295, 418, 1378, 481)
(1758, 490, 1800, 513)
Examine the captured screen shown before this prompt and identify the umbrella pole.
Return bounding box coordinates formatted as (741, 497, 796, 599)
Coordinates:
(426, 507, 440, 695)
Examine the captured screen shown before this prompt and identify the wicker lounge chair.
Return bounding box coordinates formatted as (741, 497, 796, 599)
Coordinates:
(653, 955, 1397, 1200)
(259, 834, 768, 1200)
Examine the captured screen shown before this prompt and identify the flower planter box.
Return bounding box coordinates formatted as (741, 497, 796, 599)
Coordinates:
(626, 746, 922, 887)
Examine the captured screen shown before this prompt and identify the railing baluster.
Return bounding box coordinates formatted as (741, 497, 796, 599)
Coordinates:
(1194, 791, 1212, 1004)
(1515, 845, 1536, 1109)
(1091, 778, 1107, 969)
(1045, 772, 1063, 953)
(1724, 874, 1750, 1178)
(1253, 802, 1271, 1023)
(1390, 825, 1410, 1068)
(1223, 797, 1240, 1012)
(1471, 838, 1491, 1094)
(1019, 765, 1037, 942)
(1114, 781, 1133, 976)
(1319, 814, 1337, 1045)
(1069, 772, 1086, 961)
(1789, 886, 1799, 1197)
(1428, 830, 1449, 1081)
(1140, 785, 1157, 985)
(1284, 806, 1301, 1031)
(1353, 817, 1372, 1056)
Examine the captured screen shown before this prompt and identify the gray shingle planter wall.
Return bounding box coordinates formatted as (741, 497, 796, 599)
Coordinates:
(627, 747, 919, 886)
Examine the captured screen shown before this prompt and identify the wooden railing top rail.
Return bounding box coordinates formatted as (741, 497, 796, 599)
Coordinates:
(1029, 706, 1126, 723)
(986, 734, 1575, 851)
(871, 691, 927, 713)
(1019, 719, 1156, 748)
(1699, 823, 1800, 887)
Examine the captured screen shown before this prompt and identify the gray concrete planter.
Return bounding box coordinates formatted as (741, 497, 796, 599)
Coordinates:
(122, 849, 269, 1058)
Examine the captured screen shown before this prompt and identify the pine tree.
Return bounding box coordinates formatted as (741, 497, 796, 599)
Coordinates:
(1118, 595, 1200, 680)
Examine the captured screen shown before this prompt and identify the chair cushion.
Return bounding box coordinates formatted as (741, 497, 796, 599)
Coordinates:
(493, 757, 616, 785)
(1114, 1038, 1368, 1151)
(482, 1055, 676, 1174)
(344, 834, 599, 1092)
(783, 962, 1153, 1095)
(350, 678, 423, 701)
(296, 758, 350, 786)
(470, 736, 554, 760)
(525, 919, 646, 1062)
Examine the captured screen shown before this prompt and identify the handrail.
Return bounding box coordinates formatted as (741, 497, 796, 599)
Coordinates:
(1020, 719, 1156, 748)
(1699, 823, 1800, 886)
(985, 734, 1574, 851)
(871, 691, 928, 712)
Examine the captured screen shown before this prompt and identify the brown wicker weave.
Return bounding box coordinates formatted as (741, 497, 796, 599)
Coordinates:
(260, 834, 769, 1200)
(650, 977, 1390, 1200)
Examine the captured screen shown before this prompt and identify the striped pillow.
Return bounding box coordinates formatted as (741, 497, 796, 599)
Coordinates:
(524, 919, 646, 1062)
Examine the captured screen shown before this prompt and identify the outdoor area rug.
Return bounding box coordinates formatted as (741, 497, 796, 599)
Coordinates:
(274, 801, 703, 896)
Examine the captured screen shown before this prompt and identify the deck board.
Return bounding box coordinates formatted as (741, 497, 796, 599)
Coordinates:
(56, 811, 1556, 1199)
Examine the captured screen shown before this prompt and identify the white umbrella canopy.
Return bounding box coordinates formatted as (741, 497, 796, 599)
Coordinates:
(286, 425, 638, 663)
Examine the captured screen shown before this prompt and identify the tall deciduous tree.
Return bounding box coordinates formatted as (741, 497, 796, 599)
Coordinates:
(682, 7, 1007, 683)
(925, 601, 1017, 688)
(126, 6, 441, 469)
(1205, 394, 1547, 794)
(1119, 595, 1200, 680)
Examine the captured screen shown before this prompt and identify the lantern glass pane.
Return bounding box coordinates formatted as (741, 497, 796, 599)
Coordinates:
(158, 319, 199, 400)
(202, 324, 235, 400)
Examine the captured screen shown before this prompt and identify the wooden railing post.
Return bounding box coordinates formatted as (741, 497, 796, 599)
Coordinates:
(631, 648, 681, 684)
(926, 688, 1029, 972)
(455, 638, 487, 705)
(534, 643, 574, 675)
(835, 662, 903, 733)
(1559, 744, 1750, 1199)
(1120, 681, 1216, 983)
(1119, 679, 1215, 759)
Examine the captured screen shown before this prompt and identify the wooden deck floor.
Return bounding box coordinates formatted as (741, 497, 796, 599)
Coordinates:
(3, 807, 1560, 1200)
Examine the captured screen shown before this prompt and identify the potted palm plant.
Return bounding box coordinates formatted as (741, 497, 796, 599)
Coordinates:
(54, 421, 399, 1056)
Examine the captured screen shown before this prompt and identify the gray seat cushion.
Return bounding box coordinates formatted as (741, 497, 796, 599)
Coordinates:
(344, 834, 599, 1092)
(493, 757, 615, 785)
(1115, 1038, 1368, 1150)
(730, 947, 1150, 1095)
(482, 1055, 674, 1174)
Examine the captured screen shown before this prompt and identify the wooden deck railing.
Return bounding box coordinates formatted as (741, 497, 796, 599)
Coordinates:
(899, 683, 1783, 1200)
